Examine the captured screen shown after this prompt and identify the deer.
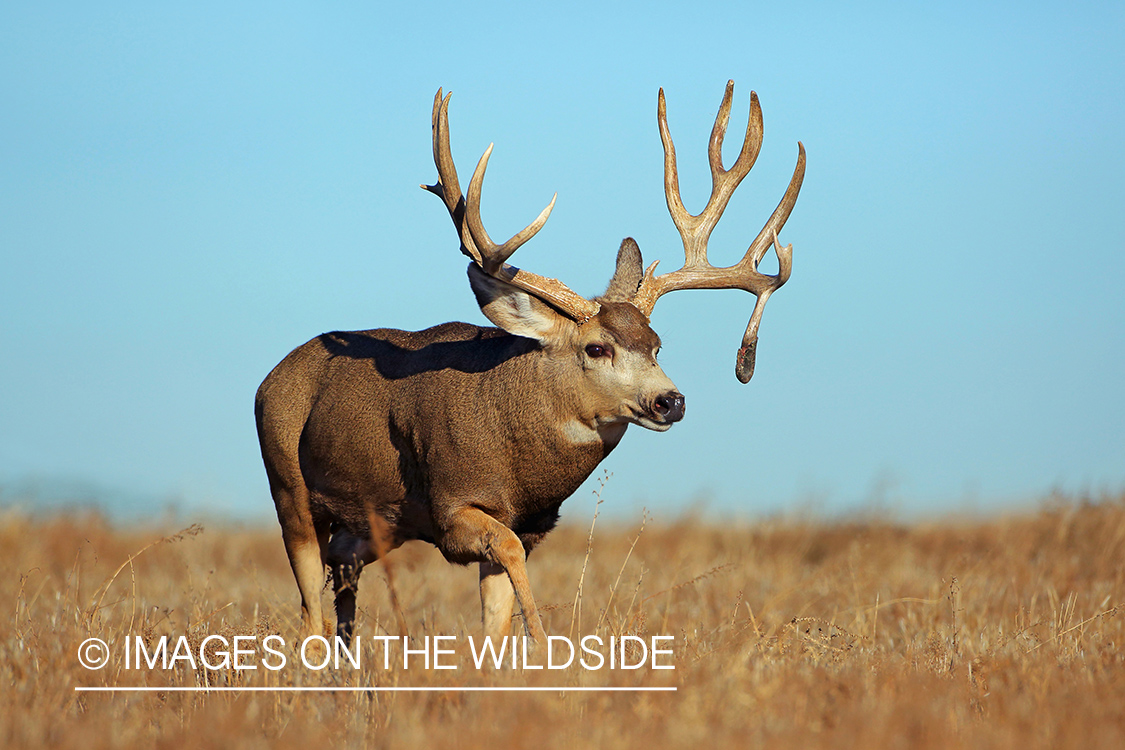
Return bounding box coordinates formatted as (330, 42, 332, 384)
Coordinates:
(254, 81, 805, 644)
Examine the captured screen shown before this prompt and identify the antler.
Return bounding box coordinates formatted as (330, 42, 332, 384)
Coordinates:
(630, 81, 806, 382)
(422, 89, 600, 323)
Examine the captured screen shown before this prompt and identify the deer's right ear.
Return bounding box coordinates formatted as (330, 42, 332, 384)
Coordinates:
(468, 264, 572, 344)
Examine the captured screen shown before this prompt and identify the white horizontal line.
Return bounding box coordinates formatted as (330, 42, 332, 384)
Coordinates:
(75, 686, 676, 693)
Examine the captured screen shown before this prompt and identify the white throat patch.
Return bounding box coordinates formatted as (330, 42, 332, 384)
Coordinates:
(561, 419, 602, 444)
(561, 419, 627, 447)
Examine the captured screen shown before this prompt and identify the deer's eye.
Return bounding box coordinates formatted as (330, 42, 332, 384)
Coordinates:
(585, 343, 611, 358)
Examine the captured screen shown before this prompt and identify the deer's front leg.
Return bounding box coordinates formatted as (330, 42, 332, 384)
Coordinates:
(439, 507, 546, 644)
(479, 561, 516, 639)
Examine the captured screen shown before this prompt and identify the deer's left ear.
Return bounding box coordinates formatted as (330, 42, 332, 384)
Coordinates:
(602, 238, 644, 302)
(468, 264, 574, 344)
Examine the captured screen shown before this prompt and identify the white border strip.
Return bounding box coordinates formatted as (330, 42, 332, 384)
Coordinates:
(75, 686, 676, 693)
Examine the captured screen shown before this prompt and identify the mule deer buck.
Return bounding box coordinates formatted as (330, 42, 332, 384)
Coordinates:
(255, 81, 804, 643)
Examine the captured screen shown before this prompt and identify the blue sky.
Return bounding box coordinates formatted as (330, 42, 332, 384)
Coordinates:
(1, 2, 1122, 522)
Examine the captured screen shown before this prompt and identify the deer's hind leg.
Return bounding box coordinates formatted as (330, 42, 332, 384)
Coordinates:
(257, 385, 331, 639)
(270, 480, 330, 639)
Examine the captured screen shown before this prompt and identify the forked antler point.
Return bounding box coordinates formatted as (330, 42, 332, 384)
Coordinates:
(633, 83, 804, 382)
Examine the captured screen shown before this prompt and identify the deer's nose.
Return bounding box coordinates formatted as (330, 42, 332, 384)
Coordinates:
(654, 391, 685, 423)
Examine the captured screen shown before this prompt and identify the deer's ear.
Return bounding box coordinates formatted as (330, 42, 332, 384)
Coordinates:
(602, 237, 644, 302)
(468, 264, 573, 344)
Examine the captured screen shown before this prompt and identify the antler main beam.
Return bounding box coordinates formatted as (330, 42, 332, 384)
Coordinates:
(630, 81, 805, 383)
(423, 89, 600, 323)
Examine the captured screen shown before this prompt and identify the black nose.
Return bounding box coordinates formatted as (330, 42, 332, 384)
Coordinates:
(653, 391, 686, 423)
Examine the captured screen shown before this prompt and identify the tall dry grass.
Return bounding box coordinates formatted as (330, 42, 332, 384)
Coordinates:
(1, 492, 1122, 748)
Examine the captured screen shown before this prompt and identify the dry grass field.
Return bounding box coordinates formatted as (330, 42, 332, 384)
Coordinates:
(2, 490, 1122, 749)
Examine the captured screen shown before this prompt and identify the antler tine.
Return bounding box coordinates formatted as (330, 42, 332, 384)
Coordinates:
(465, 143, 558, 274)
(422, 89, 482, 264)
(657, 88, 690, 235)
(741, 141, 805, 272)
(706, 83, 733, 178)
(707, 83, 763, 212)
(428, 89, 460, 213)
